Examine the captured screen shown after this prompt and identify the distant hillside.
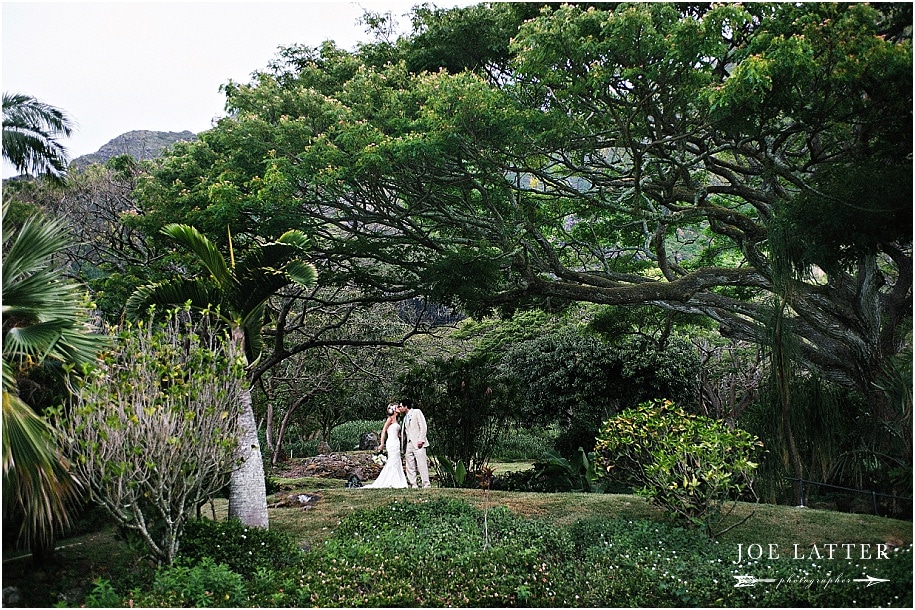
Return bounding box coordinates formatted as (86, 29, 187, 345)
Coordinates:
(70, 130, 196, 170)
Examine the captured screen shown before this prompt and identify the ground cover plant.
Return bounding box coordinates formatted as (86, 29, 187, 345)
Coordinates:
(5, 489, 911, 608)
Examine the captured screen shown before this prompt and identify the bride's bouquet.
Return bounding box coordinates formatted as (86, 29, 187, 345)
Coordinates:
(372, 450, 387, 466)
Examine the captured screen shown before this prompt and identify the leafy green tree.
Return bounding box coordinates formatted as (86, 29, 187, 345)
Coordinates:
(2, 203, 104, 554)
(499, 328, 699, 457)
(2, 92, 73, 183)
(130, 3, 910, 461)
(127, 224, 317, 528)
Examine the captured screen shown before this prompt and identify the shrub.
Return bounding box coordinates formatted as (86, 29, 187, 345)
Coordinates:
(179, 518, 303, 578)
(82, 578, 122, 608)
(560, 518, 914, 608)
(328, 419, 381, 451)
(593, 398, 764, 536)
(131, 557, 246, 608)
(491, 425, 558, 461)
(115, 498, 912, 608)
(492, 448, 601, 493)
(60, 307, 246, 564)
(296, 498, 572, 607)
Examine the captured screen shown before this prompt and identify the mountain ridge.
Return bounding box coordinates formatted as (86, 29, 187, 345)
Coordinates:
(70, 129, 196, 170)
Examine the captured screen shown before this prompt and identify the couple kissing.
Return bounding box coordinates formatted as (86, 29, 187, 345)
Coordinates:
(363, 399, 431, 489)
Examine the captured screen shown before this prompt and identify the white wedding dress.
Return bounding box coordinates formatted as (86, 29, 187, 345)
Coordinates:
(363, 421, 408, 488)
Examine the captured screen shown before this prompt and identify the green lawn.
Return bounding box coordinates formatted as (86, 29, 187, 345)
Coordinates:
(262, 481, 912, 551)
(3, 478, 911, 607)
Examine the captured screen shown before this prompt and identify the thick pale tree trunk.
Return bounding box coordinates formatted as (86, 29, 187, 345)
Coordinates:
(228, 325, 269, 528)
(228, 386, 269, 528)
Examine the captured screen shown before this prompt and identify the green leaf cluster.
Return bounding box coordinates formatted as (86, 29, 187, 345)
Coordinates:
(594, 398, 764, 536)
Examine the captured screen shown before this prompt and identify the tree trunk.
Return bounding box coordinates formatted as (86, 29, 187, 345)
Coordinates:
(228, 385, 269, 528)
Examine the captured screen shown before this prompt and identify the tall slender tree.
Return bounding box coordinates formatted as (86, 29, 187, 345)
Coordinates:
(2, 92, 74, 183)
(127, 224, 317, 527)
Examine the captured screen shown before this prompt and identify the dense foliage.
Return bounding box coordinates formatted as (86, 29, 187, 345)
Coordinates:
(178, 518, 304, 578)
(83, 498, 912, 607)
(127, 3, 911, 400)
(2, 5, 911, 597)
(500, 330, 699, 457)
(594, 399, 764, 536)
(91, 1, 908, 501)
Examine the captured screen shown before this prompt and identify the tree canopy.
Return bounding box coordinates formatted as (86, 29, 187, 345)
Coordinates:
(134, 2, 911, 412)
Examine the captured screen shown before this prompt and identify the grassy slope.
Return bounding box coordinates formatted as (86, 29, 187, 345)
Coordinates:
(3, 477, 912, 606)
(265, 481, 913, 551)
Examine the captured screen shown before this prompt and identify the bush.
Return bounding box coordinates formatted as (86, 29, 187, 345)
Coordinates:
(561, 517, 913, 608)
(492, 449, 601, 493)
(82, 578, 122, 608)
(179, 518, 303, 578)
(491, 425, 558, 461)
(111, 498, 913, 608)
(131, 557, 246, 608)
(500, 331, 700, 461)
(61, 308, 246, 564)
(297, 499, 913, 608)
(594, 398, 764, 536)
(295, 498, 571, 607)
(328, 419, 381, 451)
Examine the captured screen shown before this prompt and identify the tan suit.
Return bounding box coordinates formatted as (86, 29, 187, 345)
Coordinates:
(401, 408, 430, 488)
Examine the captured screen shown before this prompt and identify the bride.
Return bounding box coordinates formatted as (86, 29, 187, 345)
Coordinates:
(362, 403, 408, 488)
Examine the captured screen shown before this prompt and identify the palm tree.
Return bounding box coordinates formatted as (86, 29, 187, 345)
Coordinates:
(127, 224, 318, 527)
(2, 92, 74, 183)
(2, 203, 104, 553)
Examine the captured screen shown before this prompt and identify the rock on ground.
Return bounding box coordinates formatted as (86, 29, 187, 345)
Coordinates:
(273, 451, 383, 482)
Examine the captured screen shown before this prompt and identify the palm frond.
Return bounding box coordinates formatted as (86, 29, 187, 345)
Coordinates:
(2, 390, 80, 547)
(3, 321, 72, 366)
(2, 92, 73, 180)
(242, 303, 267, 364)
(2, 204, 106, 376)
(2, 93, 73, 137)
(285, 260, 319, 288)
(2, 210, 71, 286)
(237, 241, 299, 273)
(275, 229, 309, 249)
(161, 224, 233, 286)
(126, 278, 229, 323)
(230, 269, 297, 321)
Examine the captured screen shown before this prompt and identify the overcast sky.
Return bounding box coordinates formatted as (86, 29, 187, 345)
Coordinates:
(2, 1, 470, 177)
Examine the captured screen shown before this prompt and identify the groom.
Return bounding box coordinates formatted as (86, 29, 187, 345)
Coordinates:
(398, 399, 431, 488)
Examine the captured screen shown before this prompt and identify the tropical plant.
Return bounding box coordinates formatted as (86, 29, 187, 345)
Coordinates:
(126, 223, 317, 528)
(1, 203, 104, 553)
(2, 92, 73, 182)
(60, 307, 246, 564)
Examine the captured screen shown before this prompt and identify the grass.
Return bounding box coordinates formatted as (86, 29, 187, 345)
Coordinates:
(262, 482, 912, 552)
(3, 473, 911, 607)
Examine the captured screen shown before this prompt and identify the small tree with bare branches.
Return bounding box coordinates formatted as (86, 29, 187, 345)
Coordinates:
(59, 307, 246, 564)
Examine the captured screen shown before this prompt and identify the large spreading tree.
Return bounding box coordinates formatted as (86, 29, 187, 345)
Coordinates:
(134, 3, 911, 458)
